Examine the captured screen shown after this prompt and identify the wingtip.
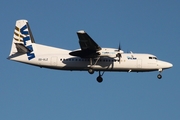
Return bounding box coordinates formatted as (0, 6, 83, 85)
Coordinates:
(77, 30, 85, 34)
(16, 19, 28, 23)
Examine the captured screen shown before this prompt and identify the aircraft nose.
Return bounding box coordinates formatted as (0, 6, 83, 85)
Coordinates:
(167, 62, 173, 68)
(158, 61, 173, 69)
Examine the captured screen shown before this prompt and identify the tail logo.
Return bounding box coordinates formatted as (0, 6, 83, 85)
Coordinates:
(14, 24, 35, 60)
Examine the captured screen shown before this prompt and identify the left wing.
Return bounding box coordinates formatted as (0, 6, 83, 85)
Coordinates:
(69, 30, 101, 58)
(77, 30, 101, 51)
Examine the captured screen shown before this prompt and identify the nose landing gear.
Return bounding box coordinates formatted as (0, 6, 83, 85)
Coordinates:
(157, 68, 163, 79)
(157, 74, 162, 79)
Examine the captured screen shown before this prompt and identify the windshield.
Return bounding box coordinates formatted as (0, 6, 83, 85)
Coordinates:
(149, 57, 157, 60)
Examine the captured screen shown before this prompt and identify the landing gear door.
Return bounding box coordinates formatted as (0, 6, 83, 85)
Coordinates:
(137, 59, 142, 68)
(51, 57, 58, 66)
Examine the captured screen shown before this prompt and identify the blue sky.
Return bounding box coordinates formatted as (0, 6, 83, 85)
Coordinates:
(1, 0, 180, 120)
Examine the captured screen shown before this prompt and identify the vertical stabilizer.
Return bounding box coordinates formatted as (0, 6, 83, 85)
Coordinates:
(9, 20, 36, 60)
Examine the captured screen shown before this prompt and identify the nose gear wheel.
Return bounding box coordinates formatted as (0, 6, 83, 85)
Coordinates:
(157, 74, 162, 79)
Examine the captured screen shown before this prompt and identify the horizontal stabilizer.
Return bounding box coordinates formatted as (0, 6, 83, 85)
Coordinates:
(15, 43, 32, 53)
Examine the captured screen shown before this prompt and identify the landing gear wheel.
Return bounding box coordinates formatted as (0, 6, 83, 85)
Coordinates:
(96, 76, 103, 83)
(157, 74, 162, 79)
(88, 68, 94, 74)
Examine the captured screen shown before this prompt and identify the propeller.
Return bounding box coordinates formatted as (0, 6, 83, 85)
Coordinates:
(116, 42, 122, 63)
(118, 42, 121, 51)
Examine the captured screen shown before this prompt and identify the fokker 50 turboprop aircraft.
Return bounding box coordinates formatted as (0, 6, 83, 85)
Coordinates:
(8, 20, 173, 83)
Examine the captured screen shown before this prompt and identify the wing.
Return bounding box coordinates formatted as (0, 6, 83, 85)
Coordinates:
(77, 30, 101, 51)
(69, 30, 101, 58)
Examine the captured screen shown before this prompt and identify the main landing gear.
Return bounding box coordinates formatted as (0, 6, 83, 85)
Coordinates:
(97, 76, 103, 83)
(88, 68, 94, 74)
(88, 68, 105, 83)
(88, 57, 105, 83)
(96, 71, 105, 83)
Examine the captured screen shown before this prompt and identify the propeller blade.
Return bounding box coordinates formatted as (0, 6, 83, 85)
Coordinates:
(116, 42, 122, 63)
(118, 42, 121, 51)
(116, 53, 121, 63)
(119, 56, 120, 63)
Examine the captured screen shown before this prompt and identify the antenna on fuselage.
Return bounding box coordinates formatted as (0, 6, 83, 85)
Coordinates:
(130, 51, 134, 58)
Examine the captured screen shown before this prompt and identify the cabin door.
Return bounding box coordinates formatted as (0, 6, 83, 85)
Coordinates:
(137, 59, 142, 68)
(51, 57, 58, 66)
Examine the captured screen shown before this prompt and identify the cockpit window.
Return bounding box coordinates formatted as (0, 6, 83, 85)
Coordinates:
(149, 57, 157, 60)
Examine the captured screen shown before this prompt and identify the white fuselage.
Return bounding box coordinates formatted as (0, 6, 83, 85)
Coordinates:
(9, 43, 172, 72)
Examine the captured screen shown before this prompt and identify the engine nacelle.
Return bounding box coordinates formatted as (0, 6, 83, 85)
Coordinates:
(96, 52, 101, 56)
(98, 48, 123, 58)
(99, 51, 121, 58)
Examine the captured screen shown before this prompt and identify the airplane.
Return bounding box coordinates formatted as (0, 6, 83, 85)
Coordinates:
(8, 20, 173, 83)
